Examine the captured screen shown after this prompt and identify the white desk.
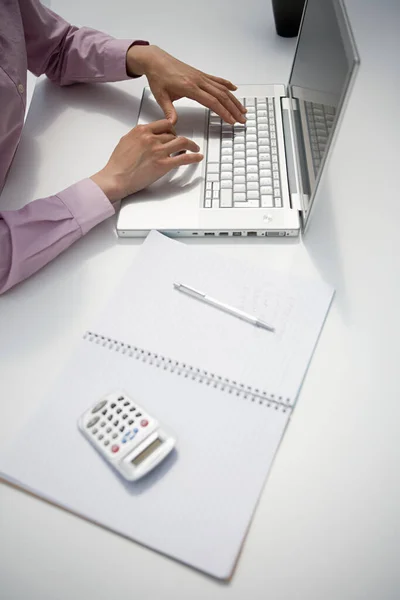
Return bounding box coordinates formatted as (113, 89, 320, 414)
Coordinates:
(1, 1, 399, 598)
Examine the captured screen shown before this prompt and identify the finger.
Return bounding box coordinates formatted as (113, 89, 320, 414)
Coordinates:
(162, 136, 200, 155)
(184, 87, 236, 125)
(163, 152, 204, 169)
(201, 81, 246, 123)
(207, 79, 246, 114)
(156, 133, 176, 144)
(147, 119, 176, 135)
(203, 73, 237, 91)
(154, 90, 178, 125)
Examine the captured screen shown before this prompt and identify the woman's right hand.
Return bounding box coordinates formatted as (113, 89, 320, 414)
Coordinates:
(90, 119, 203, 203)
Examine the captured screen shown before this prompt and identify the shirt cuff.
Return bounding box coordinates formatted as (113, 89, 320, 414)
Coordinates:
(56, 178, 115, 236)
(104, 38, 137, 82)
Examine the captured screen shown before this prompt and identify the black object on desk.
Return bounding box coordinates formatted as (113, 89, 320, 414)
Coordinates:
(272, 0, 306, 37)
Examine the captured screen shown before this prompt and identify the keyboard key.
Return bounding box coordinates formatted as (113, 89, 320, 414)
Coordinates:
(247, 182, 259, 191)
(234, 184, 246, 193)
(234, 176, 245, 184)
(246, 158, 258, 166)
(234, 193, 246, 201)
(261, 195, 273, 207)
(246, 149, 257, 157)
(221, 148, 233, 155)
(260, 185, 273, 194)
(206, 190, 212, 200)
(221, 172, 232, 180)
(234, 159, 245, 168)
(259, 156, 270, 164)
(234, 135, 245, 144)
(246, 199, 260, 207)
(221, 139, 233, 148)
(271, 140, 277, 147)
(246, 134, 257, 142)
(260, 170, 271, 179)
(272, 155, 278, 163)
(207, 132, 220, 162)
(221, 180, 232, 189)
(257, 110, 267, 117)
(206, 173, 219, 182)
(245, 119, 256, 128)
(234, 151, 245, 159)
(260, 177, 272, 186)
(246, 127, 257, 135)
(273, 170, 279, 177)
(234, 167, 245, 176)
(205, 197, 212, 208)
(247, 165, 258, 173)
(270, 132, 276, 139)
(246, 141, 257, 149)
(206, 181, 212, 190)
(221, 156, 232, 164)
(207, 163, 219, 174)
(258, 131, 269, 138)
(258, 124, 268, 131)
(247, 190, 259, 200)
(221, 164, 233, 172)
(213, 182, 220, 191)
(258, 117, 268, 124)
(234, 144, 245, 151)
(247, 173, 258, 182)
(273, 180, 280, 188)
(220, 189, 233, 207)
(275, 197, 282, 207)
(213, 190, 219, 200)
(245, 98, 255, 106)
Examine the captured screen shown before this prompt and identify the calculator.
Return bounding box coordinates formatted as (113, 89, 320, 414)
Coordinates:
(78, 391, 176, 481)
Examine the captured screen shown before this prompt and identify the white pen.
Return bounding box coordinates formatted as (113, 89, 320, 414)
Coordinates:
(173, 282, 275, 333)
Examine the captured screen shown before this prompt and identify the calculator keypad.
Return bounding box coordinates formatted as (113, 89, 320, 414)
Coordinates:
(83, 393, 155, 454)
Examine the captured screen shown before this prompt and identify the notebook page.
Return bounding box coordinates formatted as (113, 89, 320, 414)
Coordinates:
(0, 337, 288, 579)
(89, 231, 334, 406)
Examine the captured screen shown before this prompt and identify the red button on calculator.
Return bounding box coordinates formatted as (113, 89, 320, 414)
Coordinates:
(111, 444, 119, 453)
(140, 419, 149, 427)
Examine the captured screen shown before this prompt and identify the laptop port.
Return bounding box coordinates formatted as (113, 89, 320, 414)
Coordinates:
(267, 231, 282, 237)
(204, 232, 215, 236)
(192, 232, 198, 235)
(232, 232, 242, 236)
(247, 231, 257, 236)
(219, 232, 229, 236)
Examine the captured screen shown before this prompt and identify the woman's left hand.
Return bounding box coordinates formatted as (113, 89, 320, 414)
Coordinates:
(126, 45, 247, 125)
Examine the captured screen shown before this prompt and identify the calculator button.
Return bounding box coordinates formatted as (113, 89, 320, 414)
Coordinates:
(128, 420, 133, 425)
(112, 433, 118, 439)
(111, 403, 116, 409)
(140, 419, 149, 427)
(92, 428, 98, 434)
(119, 426, 125, 432)
(134, 428, 139, 434)
(122, 414, 128, 420)
(86, 416, 99, 428)
(101, 409, 107, 416)
(118, 396, 124, 402)
(123, 401, 129, 407)
(104, 440, 110, 446)
(111, 445, 119, 453)
(114, 420, 119, 426)
(106, 427, 112, 433)
(116, 408, 122, 414)
(107, 415, 112, 421)
(136, 412, 142, 417)
(129, 407, 135, 412)
(98, 434, 104, 440)
(91, 400, 107, 414)
(100, 422, 105, 427)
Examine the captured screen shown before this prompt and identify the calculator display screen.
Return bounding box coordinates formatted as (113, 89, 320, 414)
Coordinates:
(132, 437, 163, 466)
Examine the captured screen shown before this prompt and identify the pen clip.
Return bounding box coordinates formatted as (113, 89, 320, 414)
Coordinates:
(173, 283, 206, 300)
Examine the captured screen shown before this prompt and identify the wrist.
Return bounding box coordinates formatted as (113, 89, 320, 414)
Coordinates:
(90, 170, 122, 204)
(126, 43, 153, 77)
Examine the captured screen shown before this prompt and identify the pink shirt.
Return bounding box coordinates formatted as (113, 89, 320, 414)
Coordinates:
(0, 0, 136, 294)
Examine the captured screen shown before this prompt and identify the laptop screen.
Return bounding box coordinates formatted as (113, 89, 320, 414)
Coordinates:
(288, 0, 359, 222)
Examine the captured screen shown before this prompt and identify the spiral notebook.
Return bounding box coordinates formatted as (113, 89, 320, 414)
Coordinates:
(0, 231, 334, 579)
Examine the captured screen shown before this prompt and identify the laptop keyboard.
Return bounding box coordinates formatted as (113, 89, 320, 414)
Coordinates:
(305, 101, 336, 175)
(204, 97, 282, 209)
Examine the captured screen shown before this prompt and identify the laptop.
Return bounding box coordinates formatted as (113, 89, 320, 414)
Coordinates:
(117, 0, 359, 238)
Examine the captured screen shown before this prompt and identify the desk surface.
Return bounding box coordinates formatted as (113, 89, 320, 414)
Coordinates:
(1, 1, 400, 598)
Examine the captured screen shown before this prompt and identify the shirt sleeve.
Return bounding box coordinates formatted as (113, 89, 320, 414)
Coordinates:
(20, 0, 135, 85)
(0, 178, 115, 295)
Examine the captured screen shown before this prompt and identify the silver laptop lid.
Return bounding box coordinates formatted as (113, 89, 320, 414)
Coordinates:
(288, 0, 360, 230)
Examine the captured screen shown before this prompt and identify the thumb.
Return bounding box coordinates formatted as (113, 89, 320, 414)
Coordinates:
(156, 91, 178, 124)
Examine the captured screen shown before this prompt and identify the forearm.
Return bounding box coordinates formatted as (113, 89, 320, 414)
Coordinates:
(0, 179, 114, 294)
(21, 0, 134, 85)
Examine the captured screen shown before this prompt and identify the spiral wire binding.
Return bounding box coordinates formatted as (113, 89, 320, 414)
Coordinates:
(84, 331, 292, 413)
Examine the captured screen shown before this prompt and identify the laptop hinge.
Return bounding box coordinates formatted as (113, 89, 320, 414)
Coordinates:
(281, 97, 302, 212)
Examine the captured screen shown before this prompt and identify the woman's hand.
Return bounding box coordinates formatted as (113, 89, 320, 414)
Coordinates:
(90, 119, 203, 203)
(126, 45, 246, 126)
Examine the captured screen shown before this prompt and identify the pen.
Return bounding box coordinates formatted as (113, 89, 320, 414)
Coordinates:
(173, 282, 275, 333)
